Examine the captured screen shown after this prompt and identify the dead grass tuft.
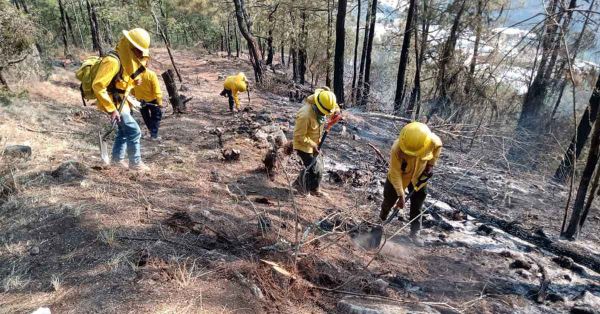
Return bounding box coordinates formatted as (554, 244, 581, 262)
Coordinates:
(50, 274, 62, 292)
(0, 166, 19, 201)
(167, 256, 211, 289)
(98, 229, 119, 247)
(2, 262, 30, 292)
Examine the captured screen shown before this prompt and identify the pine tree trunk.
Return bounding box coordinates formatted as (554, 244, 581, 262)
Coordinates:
(232, 0, 264, 83)
(333, 0, 347, 105)
(103, 19, 113, 46)
(325, 0, 333, 87)
(393, 0, 416, 115)
(436, 0, 466, 101)
(563, 93, 600, 239)
(65, 8, 78, 47)
(554, 73, 600, 182)
(356, 0, 372, 106)
(86, 0, 103, 55)
(516, 0, 560, 132)
(298, 12, 308, 85)
(360, 0, 378, 107)
(409, 11, 421, 119)
(71, 3, 85, 49)
(291, 46, 298, 82)
(266, 29, 274, 65)
(151, 9, 182, 83)
(280, 41, 285, 65)
(549, 0, 591, 124)
(226, 21, 232, 57)
(58, 0, 70, 56)
(234, 19, 240, 58)
(544, 0, 576, 82)
(351, 0, 361, 105)
(465, 0, 483, 95)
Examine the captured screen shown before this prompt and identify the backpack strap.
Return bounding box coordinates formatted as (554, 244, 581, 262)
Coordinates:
(103, 50, 122, 102)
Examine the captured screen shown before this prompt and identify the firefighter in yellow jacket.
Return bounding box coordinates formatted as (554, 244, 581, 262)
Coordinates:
(132, 67, 163, 140)
(292, 87, 339, 196)
(220, 72, 248, 112)
(380, 122, 442, 245)
(92, 28, 150, 170)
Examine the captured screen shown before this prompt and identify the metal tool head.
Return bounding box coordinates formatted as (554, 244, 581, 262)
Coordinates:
(99, 130, 110, 165)
(352, 225, 384, 250)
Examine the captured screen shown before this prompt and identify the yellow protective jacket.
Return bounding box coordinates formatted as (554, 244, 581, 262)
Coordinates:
(293, 101, 324, 154)
(223, 73, 247, 110)
(132, 69, 163, 106)
(387, 133, 442, 198)
(93, 37, 145, 113)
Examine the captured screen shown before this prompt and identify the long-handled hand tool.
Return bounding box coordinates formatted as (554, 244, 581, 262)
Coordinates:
(98, 85, 134, 164)
(362, 172, 432, 249)
(305, 112, 343, 169)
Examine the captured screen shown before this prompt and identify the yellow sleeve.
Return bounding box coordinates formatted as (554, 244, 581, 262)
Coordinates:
(92, 57, 120, 113)
(232, 88, 240, 109)
(388, 145, 406, 198)
(427, 134, 443, 166)
(152, 72, 163, 106)
(294, 114, 318, 148)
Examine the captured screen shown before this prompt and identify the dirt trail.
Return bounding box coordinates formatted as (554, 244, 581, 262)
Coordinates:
(1, 48, 599, 314)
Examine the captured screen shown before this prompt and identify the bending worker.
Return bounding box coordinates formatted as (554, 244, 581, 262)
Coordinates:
(132, 63, 164, 141)
(380, 122, 442, 245)
(220, 72, 248, 112)
(92, 28, 151, 171)
(292, 87, 339, 197)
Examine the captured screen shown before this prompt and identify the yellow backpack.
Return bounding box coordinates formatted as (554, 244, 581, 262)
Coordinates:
(75, 51, 120, 106)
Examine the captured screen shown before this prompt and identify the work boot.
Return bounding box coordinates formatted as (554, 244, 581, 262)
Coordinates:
(130, 162, 150, 172)
(310, 188, 329, 198)
(409, 231, 424, 247)
(111, 160, 129, 169)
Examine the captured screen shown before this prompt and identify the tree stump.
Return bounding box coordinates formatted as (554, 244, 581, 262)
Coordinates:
(161, 69, 185, 113)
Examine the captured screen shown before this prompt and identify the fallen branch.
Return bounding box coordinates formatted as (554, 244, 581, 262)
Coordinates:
(18, 124, 89, 136)
(445, 198, 600, 273)
(312, 285, 460, 311)
(232, 184, 269, 236)
(118, 236, 200, 252)
(531, 257, 550, 303)
(367, 142, 388, 166)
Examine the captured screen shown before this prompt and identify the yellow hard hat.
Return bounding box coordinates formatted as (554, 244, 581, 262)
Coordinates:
(123, 28, 151, 57)
(314, 88, 338, 116)
(398, 122, 434, 160)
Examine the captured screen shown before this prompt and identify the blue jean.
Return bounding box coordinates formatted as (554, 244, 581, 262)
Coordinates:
(112, 111, 142, 165)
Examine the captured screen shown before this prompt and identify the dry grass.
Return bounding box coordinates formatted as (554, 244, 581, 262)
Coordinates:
(2, 262, 30, 292)
(50, 274, 62, 292)
(98, 229, 118, 247)
(167, 256, 212, 289)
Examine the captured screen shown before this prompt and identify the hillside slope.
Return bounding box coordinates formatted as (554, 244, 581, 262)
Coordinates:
(1, 49, 599, 314)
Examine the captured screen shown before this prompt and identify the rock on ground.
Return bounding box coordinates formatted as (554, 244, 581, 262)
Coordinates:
(51, 161, 88, 182)
(3, 145, 32, 159)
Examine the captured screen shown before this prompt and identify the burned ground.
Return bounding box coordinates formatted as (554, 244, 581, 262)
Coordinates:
(0, 49, 599, 313)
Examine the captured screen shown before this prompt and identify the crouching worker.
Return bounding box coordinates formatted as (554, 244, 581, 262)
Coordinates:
(220, 72, 248, 112)
(93, 28, 151, 171)
(132, 65, 164, 140)
(292, 87, 339, 197)
(379, 122, 442, 245)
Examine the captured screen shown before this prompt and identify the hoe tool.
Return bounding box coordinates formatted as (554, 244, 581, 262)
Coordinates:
(362, 172, 432, 249)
